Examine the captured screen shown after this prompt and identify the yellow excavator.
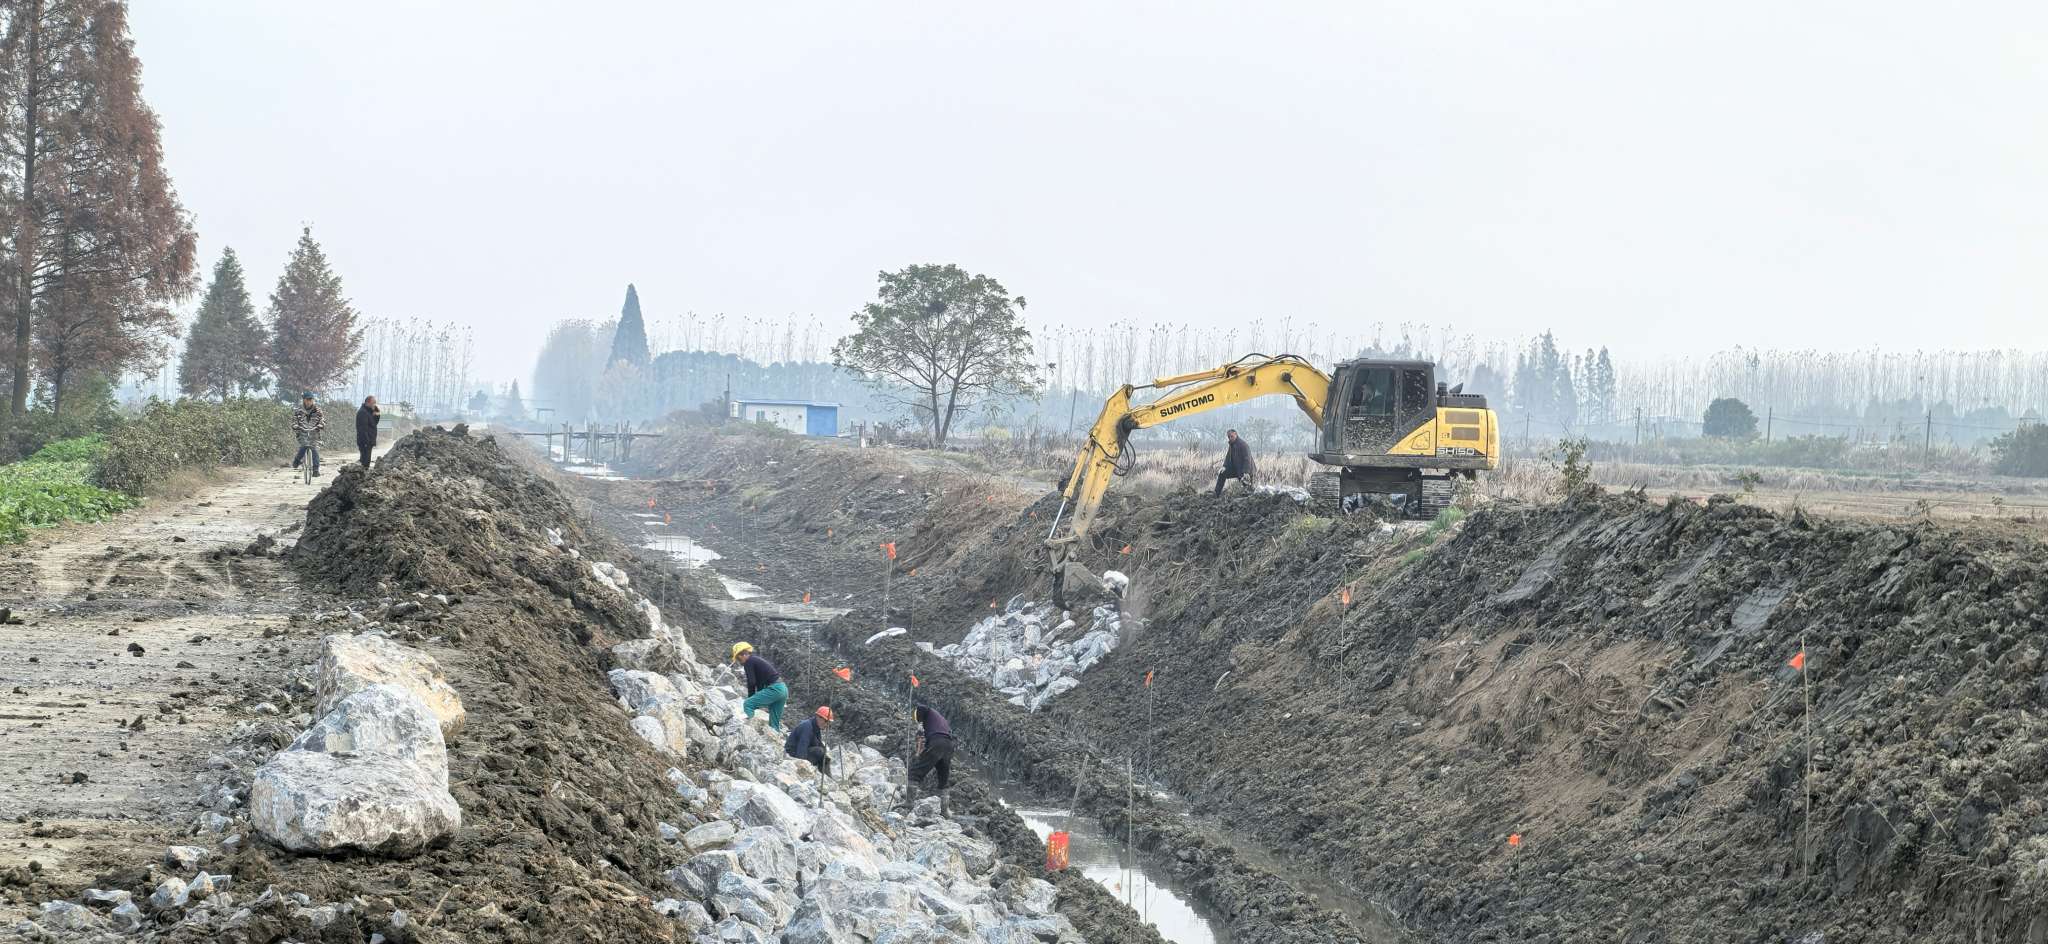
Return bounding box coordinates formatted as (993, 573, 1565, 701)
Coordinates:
(1045, 354, 1499, 577)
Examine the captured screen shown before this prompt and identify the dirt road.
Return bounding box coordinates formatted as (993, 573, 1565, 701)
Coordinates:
(0, 460, 337, 910)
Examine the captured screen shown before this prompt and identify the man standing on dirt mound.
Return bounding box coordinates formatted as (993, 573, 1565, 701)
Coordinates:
(904, 702, 956, 816)
(355, 395, 380, 468)
(1214, 428, 1256, 496)
(732, 642, 788, 730)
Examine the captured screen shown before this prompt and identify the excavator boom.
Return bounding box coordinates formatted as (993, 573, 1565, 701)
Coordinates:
(1047, 355, 1328, 556)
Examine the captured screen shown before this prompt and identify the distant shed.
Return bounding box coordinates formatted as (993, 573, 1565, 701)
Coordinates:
(730, 397, 839, 437)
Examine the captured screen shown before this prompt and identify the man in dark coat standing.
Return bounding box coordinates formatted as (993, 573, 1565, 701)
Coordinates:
(904, 702, 957, 815)
(355, 396, 381, 468)
(1214, 428, 1256, 496)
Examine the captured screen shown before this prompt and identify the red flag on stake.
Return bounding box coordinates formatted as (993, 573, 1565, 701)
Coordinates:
(1789, 651, 1807, 671)
(827, 528, 833, 539)
(833, 667, 852, 681)
(910, 675, 921, 688)
(1045, 832, 1071, 872)
(1508, 833, 1522, 848)
(1144, 671, 1153, 687)
(1120, 544, 1132, 554)
(1340, 586, 1352, 607)
(882, 542, 897, 561)
(802, 592, 812, 604)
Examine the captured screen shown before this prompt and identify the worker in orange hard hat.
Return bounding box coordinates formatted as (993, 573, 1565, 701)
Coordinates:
(783, 705, 834, 774)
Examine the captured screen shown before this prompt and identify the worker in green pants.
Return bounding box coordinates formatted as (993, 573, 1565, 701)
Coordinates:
(732, 642, 788, 730)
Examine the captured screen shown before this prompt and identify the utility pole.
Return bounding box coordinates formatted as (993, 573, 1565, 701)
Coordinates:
(1766, 406, 1773, 443)
(1924, 411, 1932, 464)
(1634, 408, 1641, 447)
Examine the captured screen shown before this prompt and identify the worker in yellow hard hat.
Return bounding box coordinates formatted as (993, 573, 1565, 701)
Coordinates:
(731, 642, 788, 730)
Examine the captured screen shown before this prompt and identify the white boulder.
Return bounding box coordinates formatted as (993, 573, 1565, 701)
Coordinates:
(314, 634, 466, 741)
(250, 749, 460, 854)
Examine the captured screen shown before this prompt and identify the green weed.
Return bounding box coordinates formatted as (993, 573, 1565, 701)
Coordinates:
(0, 446, 137, 543)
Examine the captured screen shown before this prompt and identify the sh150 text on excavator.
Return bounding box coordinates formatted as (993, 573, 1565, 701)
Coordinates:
(1045, 353, 1499, 583)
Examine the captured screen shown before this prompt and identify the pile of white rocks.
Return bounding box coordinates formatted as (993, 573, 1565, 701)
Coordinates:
(247, 633, 466, 855)
(930, 573, 1129, 712)
(589, 552, 1086, 942)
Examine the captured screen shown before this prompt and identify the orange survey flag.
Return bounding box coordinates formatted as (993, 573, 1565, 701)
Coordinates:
(1508, 833, 1522, 848)
(663, 512, 671, 525)
(802, 592, 812, 604)
(1789, 651, 1807, 671)
(1340, 586, 1352, 607)
(833, 667, 852, 681)
(1120, 544, 1132, 554)
(910, 675, 921, 688)
(827, 528, 834, 538)
(1045, 832, 1071, 871)
(1144, 671, 1153, 687)
(883, 542, 897, 560)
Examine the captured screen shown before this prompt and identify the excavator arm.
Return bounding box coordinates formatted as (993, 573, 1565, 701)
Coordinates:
(1045, 355, 1330, 567)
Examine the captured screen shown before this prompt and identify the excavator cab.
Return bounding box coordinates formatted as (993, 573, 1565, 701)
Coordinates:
(1309, 359, 1499, 518)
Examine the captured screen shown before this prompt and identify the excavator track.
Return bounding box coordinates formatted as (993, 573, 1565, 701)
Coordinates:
(1411, 476, 1456, 520)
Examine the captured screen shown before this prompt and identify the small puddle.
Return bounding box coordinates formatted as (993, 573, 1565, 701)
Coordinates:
(995, 784, 1228, 944)
(639, 531, 767, 600)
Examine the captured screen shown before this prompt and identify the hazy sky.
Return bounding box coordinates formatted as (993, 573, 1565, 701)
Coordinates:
(130, 2, 2048, 386)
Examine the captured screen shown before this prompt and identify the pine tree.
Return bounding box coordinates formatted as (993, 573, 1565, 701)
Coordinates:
(609, 284, 650, 367)
(267, 227, 364, 398)
(179, 248, 268, 399)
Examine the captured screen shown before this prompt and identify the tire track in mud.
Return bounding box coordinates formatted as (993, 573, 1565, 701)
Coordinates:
(0, 462, 317, 913)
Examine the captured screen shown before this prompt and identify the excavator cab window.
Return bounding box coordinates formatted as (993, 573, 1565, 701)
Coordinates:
(1400, 368, 1432, 415)
(1349, 368, 1395, 416)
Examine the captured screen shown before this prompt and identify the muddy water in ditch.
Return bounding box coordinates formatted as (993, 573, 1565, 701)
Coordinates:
(994, 782, 1228, 944)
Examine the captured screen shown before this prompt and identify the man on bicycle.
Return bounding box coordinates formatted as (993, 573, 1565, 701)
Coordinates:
(291, 393, 326, 477)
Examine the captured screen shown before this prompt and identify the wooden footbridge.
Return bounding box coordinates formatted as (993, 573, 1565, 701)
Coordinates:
(512, 423, 663, 465)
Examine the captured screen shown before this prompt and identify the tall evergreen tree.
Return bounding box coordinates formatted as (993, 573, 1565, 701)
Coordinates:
(267, 227, 364, 397)
(178, 248, 267, 398)
(609, 284, 650, 367)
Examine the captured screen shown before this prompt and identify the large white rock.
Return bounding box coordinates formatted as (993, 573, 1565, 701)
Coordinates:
(782, 899, 857, 944)
(290, 684, 449, 781)
(315, 635, 465, 741)
(721, 780, 811, 839)
(249, 750, 460, 855)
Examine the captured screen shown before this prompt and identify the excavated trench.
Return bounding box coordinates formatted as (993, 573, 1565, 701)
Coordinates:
(558, 427, 2048, 944)
(550, 449, 1404, 944)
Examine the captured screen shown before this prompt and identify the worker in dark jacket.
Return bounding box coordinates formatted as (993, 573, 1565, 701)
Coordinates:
(1214, 428, 1257, 496)
(905, 702, 956, 815)
(784, 706, 833, 773)
(732, 642, 788, 730)
(355, 396, 381, 468)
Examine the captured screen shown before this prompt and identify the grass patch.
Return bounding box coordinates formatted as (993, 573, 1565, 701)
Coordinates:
(1424, 506, 1467, 540)
(0, 438, 138, 543)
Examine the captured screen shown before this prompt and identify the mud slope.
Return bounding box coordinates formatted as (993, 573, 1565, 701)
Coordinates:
(618, 427, 2048, 944)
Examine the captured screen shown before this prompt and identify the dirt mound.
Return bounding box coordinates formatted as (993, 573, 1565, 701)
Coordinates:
(174, 426, 703, 942)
